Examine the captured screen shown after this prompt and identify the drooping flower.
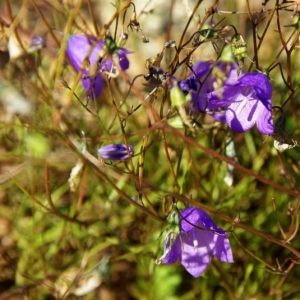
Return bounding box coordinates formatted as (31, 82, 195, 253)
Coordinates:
(207, 72, 274, 134)
(98, 144, 134, 161)
(156, 207, 233, 278)
(66, 34, 131, 99)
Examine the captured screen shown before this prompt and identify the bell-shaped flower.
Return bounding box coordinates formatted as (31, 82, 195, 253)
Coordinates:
(156, 207, 233, 278)
(98, 144, 134, 161)
(66, 34, 131, 99)
(207, 72, 274, 134)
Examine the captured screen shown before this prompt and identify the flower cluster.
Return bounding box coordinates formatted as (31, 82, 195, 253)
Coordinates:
(66, 34, 131, 99)
(178, 60, 274, 134)
(64, 32, 275, 281)
(156, 207, 233, 278)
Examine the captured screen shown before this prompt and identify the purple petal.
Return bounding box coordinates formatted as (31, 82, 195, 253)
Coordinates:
(180, 231, 212, 277)
(178, 78, 198, 94)
(207, 85, 247, 107)
(180, 207, 206, 232)
(180, 207, 216, 232)
(238, 73, 272, 100)
(190, 81, 212, 112)
(256, 104, 274, 134)
(208, 112, 226, 123)
(162, 237, 181, 264)
(225, 94, 259, 132)
(193, 61, 214, 78)
(225, 93, 273, 134)
(101, 58, 113, 73)
(188, 61, 214, 112)
(212, 232, 234, 263)
(82, 71, 103, 99)
(66, 34, 104, 71)
(117, 49, 130, 70)
(237, 73, 274, 134)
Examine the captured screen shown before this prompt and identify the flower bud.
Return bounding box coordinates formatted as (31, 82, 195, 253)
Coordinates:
(98, 144, 134, 160)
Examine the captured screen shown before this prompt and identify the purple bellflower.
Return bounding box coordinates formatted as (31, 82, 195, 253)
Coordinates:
(178, 60, 241, 123)
(98, 144, 134, 161)
(66, 34, 131, 99)
(207, 72, 274, 134)
(156, 207, 233, 278)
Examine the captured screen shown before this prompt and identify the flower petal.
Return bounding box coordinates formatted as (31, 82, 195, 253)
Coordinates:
(225, 98, 258, 133)
(117, 49, 130, 70)
(180, 232, 212, 277)
(190, 81, 212, 112)
(82, 71, 103, 99)
(193, 60, 214, 77)
(238, 73, 272, 101)
(101, 58, 113, 73)
(255, 97, 274, 134)
(66, 34, 104, 71)
(181, 207, 222, 232)
(207, 85, 246, 107)
(178, 78, 198, 94)
(207, 112, 226, 123)
(212, 232, 234, 263)
(181, 207, 215, 232)
(162, 236, 181, 264)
